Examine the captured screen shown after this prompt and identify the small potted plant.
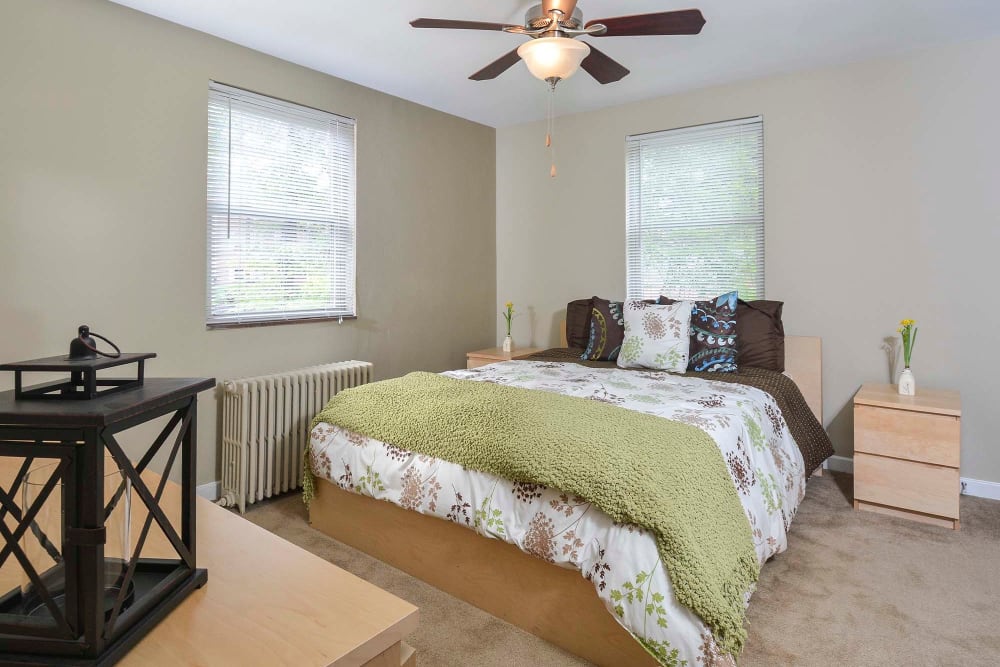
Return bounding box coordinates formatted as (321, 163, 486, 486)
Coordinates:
(897, 319, 918, 395)
(502, 301, 514, 353)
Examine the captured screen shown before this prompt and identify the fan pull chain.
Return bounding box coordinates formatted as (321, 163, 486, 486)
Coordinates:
(546, 81, 557, 178)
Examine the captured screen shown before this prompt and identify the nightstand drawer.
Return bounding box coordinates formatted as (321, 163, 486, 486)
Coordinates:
(854, 404, 960, 467)
(854, 452, 959, 519)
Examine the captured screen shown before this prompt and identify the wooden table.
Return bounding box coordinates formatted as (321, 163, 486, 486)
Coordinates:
(853, 383, 962, 530)
(466, 346, 544, 370)
(0, 460, 418, 666)
(124, 487, 418, 666)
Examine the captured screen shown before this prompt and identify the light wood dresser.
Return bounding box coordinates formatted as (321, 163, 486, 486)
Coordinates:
(853, 383, 962, 530)
(466, 346, 543, 369)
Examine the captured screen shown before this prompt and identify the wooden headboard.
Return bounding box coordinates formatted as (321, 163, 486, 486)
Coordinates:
(783, 336, 823, 423)
(558, 322, 822, 423)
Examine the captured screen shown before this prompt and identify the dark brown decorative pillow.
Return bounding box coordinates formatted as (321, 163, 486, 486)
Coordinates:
(581, 297, 625, 361)
(565, 298, 594, 349)
(736, 300, 785, 372)
(660, 292, 738, 372)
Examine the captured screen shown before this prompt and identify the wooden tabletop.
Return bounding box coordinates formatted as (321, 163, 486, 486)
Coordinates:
(467, 346, 544, 361)
(127, 487, 418, 666)
(854, 383, 961, 417)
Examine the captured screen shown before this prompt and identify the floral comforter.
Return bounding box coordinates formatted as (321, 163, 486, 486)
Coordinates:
(309, 361, 806, 665)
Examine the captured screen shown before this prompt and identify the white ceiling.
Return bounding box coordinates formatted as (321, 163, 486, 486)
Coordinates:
(110, 0, 1000, 127)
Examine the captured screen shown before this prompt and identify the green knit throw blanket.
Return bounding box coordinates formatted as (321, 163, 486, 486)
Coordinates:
(308, 372, 758, 654)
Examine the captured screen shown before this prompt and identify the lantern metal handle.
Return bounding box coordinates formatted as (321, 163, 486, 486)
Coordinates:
(75, 326, 122, 359)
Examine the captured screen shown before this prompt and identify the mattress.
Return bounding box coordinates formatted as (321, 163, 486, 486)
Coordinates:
(309, 360, 808, 665)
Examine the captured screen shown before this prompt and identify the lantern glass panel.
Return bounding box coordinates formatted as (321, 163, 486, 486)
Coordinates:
(0, 473, 22, 598)
(20, 456, 133, 622)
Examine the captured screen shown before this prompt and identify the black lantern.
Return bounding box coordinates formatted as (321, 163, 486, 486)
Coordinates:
(0, 331, 211, 665)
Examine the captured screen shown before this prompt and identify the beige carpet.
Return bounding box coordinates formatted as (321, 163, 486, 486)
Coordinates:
(243, 473, 1000, 666)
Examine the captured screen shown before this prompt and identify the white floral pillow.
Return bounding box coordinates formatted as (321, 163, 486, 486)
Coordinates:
(616, 300, 693, 372)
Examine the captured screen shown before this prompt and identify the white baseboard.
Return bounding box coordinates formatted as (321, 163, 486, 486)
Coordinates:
(197, 481, 220, 502)
(823, 455, 855, 474)
(822, 455, 1000, 501)
(961, 477, 1000, 501)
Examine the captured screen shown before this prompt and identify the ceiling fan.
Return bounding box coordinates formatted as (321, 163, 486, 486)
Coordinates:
(411, 1, 706, 85)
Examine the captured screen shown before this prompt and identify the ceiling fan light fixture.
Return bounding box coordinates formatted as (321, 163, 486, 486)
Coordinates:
(516, 37, 591, 82)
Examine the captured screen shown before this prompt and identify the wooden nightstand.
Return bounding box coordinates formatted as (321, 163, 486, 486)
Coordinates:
(853, 383, 962, 530)
(466, 346, 544, 370)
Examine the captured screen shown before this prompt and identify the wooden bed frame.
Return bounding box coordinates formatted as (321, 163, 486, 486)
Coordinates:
(309, 335, 823, 666)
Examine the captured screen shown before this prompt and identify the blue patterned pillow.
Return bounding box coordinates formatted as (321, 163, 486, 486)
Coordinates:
(659, 291, 738, 372)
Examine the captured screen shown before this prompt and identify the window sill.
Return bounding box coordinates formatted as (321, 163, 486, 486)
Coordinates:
(207, 315, 357, 331)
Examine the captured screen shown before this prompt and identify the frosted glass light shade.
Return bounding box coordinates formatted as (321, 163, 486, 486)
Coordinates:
(517, 37, 591, 81)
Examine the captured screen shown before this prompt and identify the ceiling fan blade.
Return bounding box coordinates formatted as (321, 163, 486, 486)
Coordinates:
(469, 48, 523, 81)
(580, 44, 630, 84)
(542, 0, 579, 18)
(586, 9, 706, 37)
(410, 18, 520, 31)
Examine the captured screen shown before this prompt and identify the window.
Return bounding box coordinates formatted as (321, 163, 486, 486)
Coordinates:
(625, 116, 763, 301)
(207, 82, 356, 327)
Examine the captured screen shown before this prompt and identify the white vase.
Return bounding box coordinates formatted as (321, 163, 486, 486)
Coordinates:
(502, 335, 512, 353)
(898, 368, 916, 396)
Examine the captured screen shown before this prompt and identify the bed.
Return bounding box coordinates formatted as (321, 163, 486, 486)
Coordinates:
(306, 332, 830, 666)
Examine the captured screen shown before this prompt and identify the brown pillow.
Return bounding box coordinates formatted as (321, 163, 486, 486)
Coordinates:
(565, 298, 594, 349)
(736, 300, 785, 371)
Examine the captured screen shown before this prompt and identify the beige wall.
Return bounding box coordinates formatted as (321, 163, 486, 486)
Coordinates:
(497, 37, 1000, 483)
(0, 0, 497, 485)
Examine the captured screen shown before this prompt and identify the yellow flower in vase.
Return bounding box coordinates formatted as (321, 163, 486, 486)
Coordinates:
(501, 301, 515, 352)
(502, 302, 515, 337)
(898, 319, 917, 369)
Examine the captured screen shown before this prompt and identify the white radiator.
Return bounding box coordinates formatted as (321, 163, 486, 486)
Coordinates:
(218, 360, 373, 513)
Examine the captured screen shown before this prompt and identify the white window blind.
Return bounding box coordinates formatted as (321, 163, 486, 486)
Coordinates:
(626, 116, 764, 302)
(207, 82, 357, 327)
